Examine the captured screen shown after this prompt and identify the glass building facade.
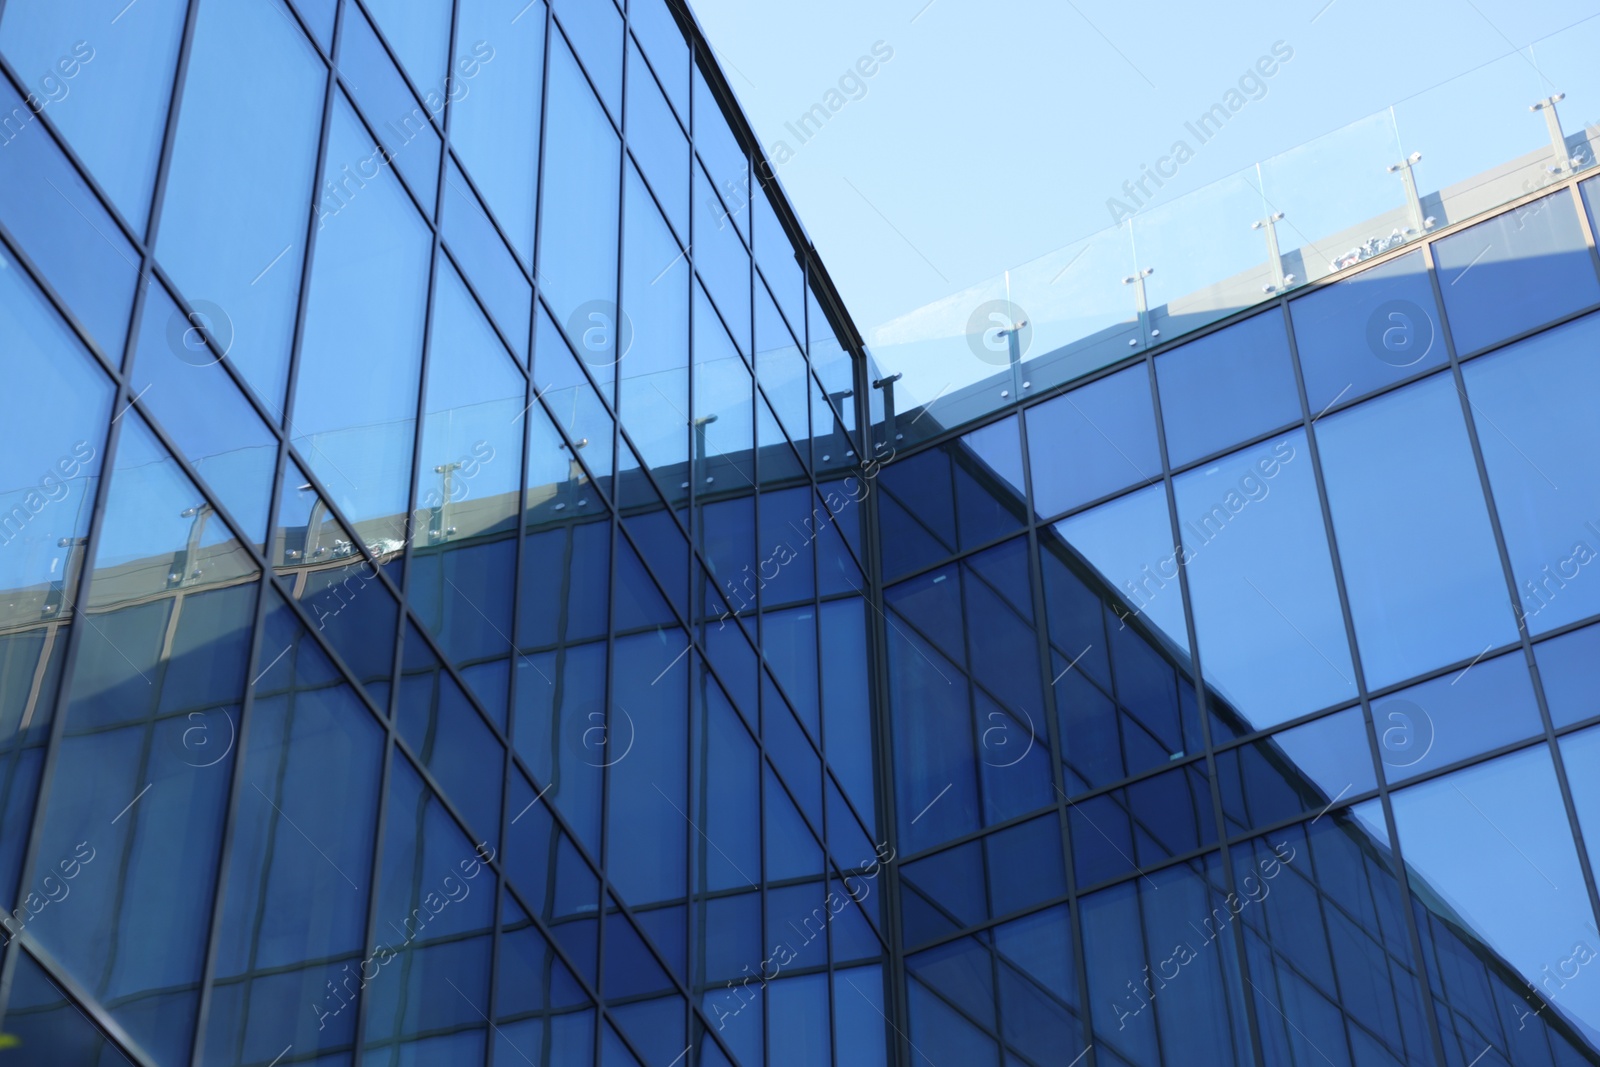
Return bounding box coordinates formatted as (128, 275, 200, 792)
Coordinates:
(2, 1, 1600, 1065)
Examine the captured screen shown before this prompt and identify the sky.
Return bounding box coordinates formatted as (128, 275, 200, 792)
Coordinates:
(689, 0, 1600, 338)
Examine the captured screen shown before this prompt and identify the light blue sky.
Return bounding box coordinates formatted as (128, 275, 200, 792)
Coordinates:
(690, 0, 1600, 333)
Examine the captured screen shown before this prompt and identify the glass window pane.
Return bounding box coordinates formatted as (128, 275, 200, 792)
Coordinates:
(337, 0, 441, 210)
(511, 638, 606, 855)
(452, 0, 543, 263)
(0, 0, 187, 227)
(1316, 374, 1517, 689)
(552, 0, 621, 122)
(605, 629, 689, 905)
(1080, 854, 1251, 1066)
(28, 411, 257, 1065)
(271, 458, 400, 699)
(540, 36, 621, 380)
(1437, 188, 1600, 354)
(1289, 250, 1446, 413)
(130, 280, 277, 548)
(1391, 745, 1600, 1043)
(1374, 651, 1541, 784)
(2, 952, 137, 1065)
(362, 0, 450, 100)
(1463, 313, 1600, 635)
(619, 165, 689, 484)
(693, 281, 754, 492)
(398, 624, 505, 851)
(1175, 431, 1355, 728)
(1068, 761, 1214, 887)
(694, 162, 751, 359)
(1535, 621, 1600, 728)
(442, 160, 532, 364)
(1155, 310, 1301, 467)
(157, 0, 324, 414)
(409, 259, 525, 708)
(0, 75, 139, 357)
(629, 0, 687, 123)
(693, 67, 749, 244)
(626, 38, 687, 240)
(1026, 364, 1159, 517)
(207, 585, 383, 1063)
(1216, 707, 1375, 836)
(364, 752, 496, 1061)
(292, 92, 430, 541)
(0, 252, 114, 626)
(1052, 482, 1189, 655)
(756, 280, 808, 454)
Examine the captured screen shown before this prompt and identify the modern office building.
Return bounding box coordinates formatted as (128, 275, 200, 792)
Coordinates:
(1, 0, 1599, 1064)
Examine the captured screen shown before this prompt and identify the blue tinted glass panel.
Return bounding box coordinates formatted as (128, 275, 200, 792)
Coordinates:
(833, 965, 888, 1067)
(157, 0, 324, 414)
(606, 630, 689, 905)
(1535, 622, 1600, 728)
(1053, 482, 1189, 654)
(1317, 374, 1516, 688)
(442, 160, 531, 363)
(1289, 250, 1446, 412)
(552, 0, 621, 122)
(1436, 189, 1600, 354)
(540, 36, 621, 378)
(337, 0, 441, 210)
(1217, 706, 1374, 837)
(1027, 364, 1159, 516)
(3, 953, 137, 1065)
(695, 163, 752, 358)
(1558, 726, 1600, 906)
(398, 626, 506, 851)
(511, 638, 606, 853)
(693, 67, 749, 243)
(1175, 431, 1355, 728)
(452, 0, 543, 262)
(209, 586, 382, 1062)
(131, 281, 277, 547)
(1155, 310, 1300, 467)
(0, 75, 138, 357)
(365, 754, 496, 1060)
(769, 972, 830, 1067)
(1374, 651, 1541, 783)
(630, 0, 687, 121)
(0, 0, 186, 227)
(292, 92, 429, 540)
(620, 165, 689, 482)
(0, 251, 114, 622)
(955, 415, 1027, 550)
(1463, 314, 1600, 635)
(28, 414, 257, 1065)
(1080, 854, 1250, 1066)
(1391, 746, 1600, 1041)
(627, 38, 687, 239)
(362, 0, 450, 98)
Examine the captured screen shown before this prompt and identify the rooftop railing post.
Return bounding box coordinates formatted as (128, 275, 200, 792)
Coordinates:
(1122, 267, 1155, 348)
(1252, 212, 1295, 293)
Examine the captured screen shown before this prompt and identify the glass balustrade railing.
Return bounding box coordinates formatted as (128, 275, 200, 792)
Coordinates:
(862, 13, 1600, 448)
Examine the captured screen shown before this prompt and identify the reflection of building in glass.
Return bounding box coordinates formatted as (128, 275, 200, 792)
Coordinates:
(879, 437, 1600, 1063)
(5, 0, 1600, 1064)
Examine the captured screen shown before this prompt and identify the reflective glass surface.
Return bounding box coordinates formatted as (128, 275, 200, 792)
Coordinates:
(1316, 374, 1516, 688)
(9, 5, 1600, 1064)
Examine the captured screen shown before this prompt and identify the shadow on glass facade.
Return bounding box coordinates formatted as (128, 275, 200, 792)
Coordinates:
(0, 0, 885, 1064)
(5, 1, 1600, 1066)
(873, 175, 1600, 1065)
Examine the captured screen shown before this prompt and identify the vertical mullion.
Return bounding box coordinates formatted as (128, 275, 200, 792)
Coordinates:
(1145, 350, 1269, 1067)
(1016, 404, 1096, 1066)
(1428, 217, 1600, 1009)
(0, 0, 210, 1033)
(1281, 290, 1454, 1067)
